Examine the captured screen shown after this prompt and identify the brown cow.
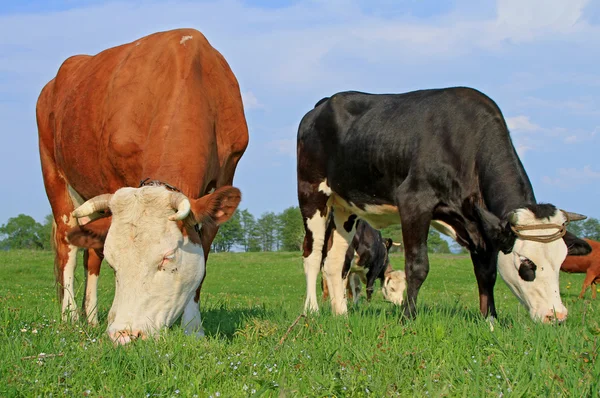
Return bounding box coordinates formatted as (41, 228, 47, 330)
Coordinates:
(561, 239, 600, 299)
(37, 28, 248, 344)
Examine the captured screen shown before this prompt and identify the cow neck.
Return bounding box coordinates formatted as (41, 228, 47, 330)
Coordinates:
(477, 145, 537, 218)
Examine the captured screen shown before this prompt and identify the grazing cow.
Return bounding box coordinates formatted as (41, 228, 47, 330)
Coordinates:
(297, 87, 591, 323)
(37, 29, 248, 344)
(321, 218, 405, 305)
(561, 239, 600, 299)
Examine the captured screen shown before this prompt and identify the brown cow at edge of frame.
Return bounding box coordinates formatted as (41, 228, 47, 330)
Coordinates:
(36, 28, 248, 344)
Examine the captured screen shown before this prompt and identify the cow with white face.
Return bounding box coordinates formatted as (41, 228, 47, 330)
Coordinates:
(37, 29, 248, 344)
(297, 87, 591, 323)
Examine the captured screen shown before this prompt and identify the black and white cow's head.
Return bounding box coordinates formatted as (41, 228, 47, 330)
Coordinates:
(477, 204, 591, 323)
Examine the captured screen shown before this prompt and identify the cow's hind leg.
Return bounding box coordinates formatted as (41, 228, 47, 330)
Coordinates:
(397, 193, 434, 319)
(299, 185, 330, 313)
(82, 248, 103, 325)
(323, 208, 357, 315)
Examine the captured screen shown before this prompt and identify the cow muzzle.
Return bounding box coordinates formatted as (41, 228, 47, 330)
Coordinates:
(542, 310, 567, 324)
(109, 329, 148, 345)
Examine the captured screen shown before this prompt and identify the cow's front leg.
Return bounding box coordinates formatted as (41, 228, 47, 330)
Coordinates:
(471, 251, 498, 320)
(181, 293, 205, 337)
(323, 208, 356, 315)
(82, 248, 103, 326)
(398, 197, 433, 320)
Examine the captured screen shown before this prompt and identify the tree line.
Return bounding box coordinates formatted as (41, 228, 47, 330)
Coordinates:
(2, 210, 600, 253)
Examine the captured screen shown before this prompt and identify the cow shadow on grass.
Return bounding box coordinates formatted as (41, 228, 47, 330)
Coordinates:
(199, 305, 275, 340)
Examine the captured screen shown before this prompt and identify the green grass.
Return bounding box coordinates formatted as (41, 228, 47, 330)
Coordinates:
(0, 250, 598, 397)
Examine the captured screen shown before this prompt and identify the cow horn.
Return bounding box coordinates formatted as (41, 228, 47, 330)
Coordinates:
(561, 210, 587, 222)
(72, 194, 113, 218)
(169, 192, 191, 221)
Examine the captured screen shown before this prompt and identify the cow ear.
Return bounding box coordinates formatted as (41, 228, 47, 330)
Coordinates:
(474, 205, 515, 254)
(563, 231, 592, 256)
(384, 238, 393, 252)
(67, 216, 112, 249)
(190, 186, 241, 226)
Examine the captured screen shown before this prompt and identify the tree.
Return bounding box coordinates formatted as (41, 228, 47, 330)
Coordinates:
(256, 212, 278, 251)
(0, 214, 51, 250)
(427, 228, 450, 254)
(278, 206, 304, 251)
(239, 209, 261, 252)
(211, 210, 243, 252)
(568, 217, 600, 241)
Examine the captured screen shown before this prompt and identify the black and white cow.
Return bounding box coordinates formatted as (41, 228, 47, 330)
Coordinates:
(297, 87, 591, 323)
(321, 217, 406, 305)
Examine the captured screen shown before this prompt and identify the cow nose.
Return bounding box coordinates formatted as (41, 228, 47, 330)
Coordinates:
(109, 329, 146, 345)
(543, 311, 567, 324)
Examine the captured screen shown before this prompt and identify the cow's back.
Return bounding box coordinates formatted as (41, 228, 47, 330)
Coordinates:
(561, 239, 598, 272)
(298, 87, 520, 208)
(38, 28, 248, 200)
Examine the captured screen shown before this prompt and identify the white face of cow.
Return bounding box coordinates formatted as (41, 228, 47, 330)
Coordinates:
(70, 184, 242, 344)
(496, 209, 568, 323)
(99, 187, 205, 340)
(382, 270, 406, 305)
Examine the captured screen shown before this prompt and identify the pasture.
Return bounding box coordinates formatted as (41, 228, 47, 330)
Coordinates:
(0, 250, 598, 397)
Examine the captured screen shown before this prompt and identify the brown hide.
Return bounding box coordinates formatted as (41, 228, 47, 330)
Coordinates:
(561, 239, 600, 299)
(38, 28, 248, 203)
(37, 28, 248, 305)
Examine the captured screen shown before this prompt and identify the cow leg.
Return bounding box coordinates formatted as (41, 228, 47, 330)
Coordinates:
(182, 222, 217, 337)
(349, 273, 362, 305)
(82, 248, 103, 326)
(579, 272, 597, 299)
(592, 281, 597, 299)
(398, 197, 433, 319)
(299, 185, 330, 312)
(43, 182, 81, 321)
(323, 209, 356, 315)
(471, 251, 498, 319)
(321, 272, 330, 300)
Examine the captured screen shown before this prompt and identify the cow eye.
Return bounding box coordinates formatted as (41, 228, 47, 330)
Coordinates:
(519, 256, 536, 269)
(163, 250, 176, 261)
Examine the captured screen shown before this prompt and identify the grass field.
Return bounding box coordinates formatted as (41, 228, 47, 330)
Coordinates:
(0, 250, 598, 397)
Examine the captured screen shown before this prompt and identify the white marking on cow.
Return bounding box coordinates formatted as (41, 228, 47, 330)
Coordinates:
(181, 295, 205, 337)
(97, 187, 208, 341)
(431, 220, 458, 241)
(85, 273, 99, 326)
(303, 211, 328, 312)
(180, 35, 193, 45)
(62, 245, 79, 322)
(322, 208, 355, 315)
(497, 208, 568, 322)
(318, 180, 332, 196)
(61, 214, 69, 225)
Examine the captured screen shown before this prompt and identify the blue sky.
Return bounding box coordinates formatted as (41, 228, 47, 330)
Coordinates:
(1, 0, 599, 227)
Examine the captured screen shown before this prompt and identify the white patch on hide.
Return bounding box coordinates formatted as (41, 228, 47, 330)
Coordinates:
(61, 245, 79, 322)
(318, 180, 332, 196)
(303, 211, 328, 312)
(180, 35, 193, 45)
(85, 273, 99, 326)
(497, 208, 568, 322)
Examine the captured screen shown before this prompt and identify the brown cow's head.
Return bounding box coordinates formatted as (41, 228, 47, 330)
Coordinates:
(68, 185, 240, 344)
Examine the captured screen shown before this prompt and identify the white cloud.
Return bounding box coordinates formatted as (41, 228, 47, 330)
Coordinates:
(542, 165, 600, 188)
(506, 115, 540, 132)
(241, 91, 264, 110)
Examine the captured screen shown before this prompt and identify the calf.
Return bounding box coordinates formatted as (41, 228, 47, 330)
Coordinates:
(561, 239, 600, 299)
(321, 217, 405, 305)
